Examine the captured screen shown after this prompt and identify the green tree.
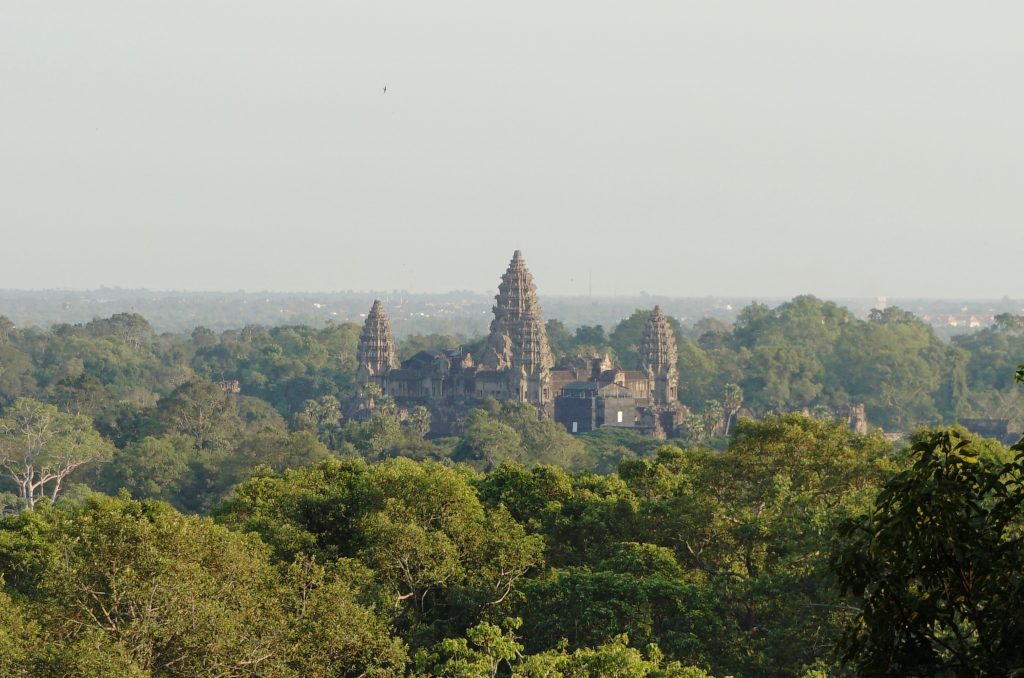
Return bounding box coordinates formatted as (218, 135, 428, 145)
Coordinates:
(363, 459, 544, 630)
(832, 428, 1024, 676)
(406, 405, 433, 439)
(544, 319, 574, 360)
(237, 395, 289, 432)
(642, 415, 893, 674)
(495, 402, 585, 468)
(415, 618, 523, 677)
(190, 325, 217, 347)
(828, 313, 944, 430)
(217, 458, 544, 652)
(0, 316, 14, 344)
(729, 296, 852, 414)
(213, 459, 384, 562)
(359, 411, 405, 459)
(223, 430, 333, 486)
(100, 434, 194, 503)
(454, 409, 525, 470)
(0, 495, 290, 675)
(518, 558, 709, 662)
(573, 325, 607, 347)
(294, 395, 341, 432)
(514, 635, 712, 677)
(0, 344, 36, 406)
(0, 586, 43, 677)
(86, 312, 155, 348)
(281, 556, 409, 675)
(157, 380, 241, 451)
(48, 372, 116, 419)
(722, 383, 743, 435)
(477, 464, 639, 568)
(0, 398, 113, 509)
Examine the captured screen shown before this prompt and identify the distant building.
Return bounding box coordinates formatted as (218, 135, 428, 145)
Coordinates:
(356, 251, 553, 413)
(552, 305, 687, 436)
(555, 381, 636, 433)
(353, 251, 687, 436)
(959, 418, 1021, 446)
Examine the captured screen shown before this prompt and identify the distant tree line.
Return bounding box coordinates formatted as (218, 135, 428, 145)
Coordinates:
(0, 300, 1019, 513)
(1, 299, 1022, 435)
(550, 298, 1024, 431)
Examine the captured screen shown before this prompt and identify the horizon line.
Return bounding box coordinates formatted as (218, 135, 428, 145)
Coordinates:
(0, 288, 1019, 303)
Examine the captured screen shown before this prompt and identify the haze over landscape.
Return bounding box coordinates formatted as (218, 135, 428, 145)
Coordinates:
(4, 5, 1024, 677)
(3, 2, 1023, 297)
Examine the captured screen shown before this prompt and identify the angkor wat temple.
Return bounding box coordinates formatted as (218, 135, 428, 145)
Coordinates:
(355, 251, 687, 436)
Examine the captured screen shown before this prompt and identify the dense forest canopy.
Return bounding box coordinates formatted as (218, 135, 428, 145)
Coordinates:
(0, 295, 1021, 435)
(0, 298, 1022, 675)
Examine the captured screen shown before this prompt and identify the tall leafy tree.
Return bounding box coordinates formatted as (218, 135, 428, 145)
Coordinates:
(0, 398, 113, 509)
(827, 313, 944, 429)
(832, 429, 1024, 676)
(157, 380, 241, 451)
(0, 495, 408, 675)
(453, 409, 525, 470)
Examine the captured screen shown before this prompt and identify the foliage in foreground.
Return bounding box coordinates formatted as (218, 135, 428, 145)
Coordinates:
(0, 494, 406, 676)
(210, 415, 894, 676)
(2, 400, 1024, 676)
(833, 428, 1024, 676)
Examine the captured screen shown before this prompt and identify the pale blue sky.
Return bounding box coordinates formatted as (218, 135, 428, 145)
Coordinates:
(1, 2, 1021, 298)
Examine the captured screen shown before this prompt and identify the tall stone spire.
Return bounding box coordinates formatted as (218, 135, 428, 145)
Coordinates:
(640, 306, 679, 405)
(483, 250, 554, 405)
(357, 300, 399, 386)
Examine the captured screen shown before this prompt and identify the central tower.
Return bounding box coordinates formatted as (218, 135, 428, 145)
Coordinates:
(482, 250, 554, 407)
(640, 305, 679, 405)
(356, 299, 399, 390)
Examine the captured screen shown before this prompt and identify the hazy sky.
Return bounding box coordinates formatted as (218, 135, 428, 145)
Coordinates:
(2, 2, 1022, 298)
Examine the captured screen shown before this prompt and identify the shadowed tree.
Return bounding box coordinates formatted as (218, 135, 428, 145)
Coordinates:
(833, 428, 1024, 676)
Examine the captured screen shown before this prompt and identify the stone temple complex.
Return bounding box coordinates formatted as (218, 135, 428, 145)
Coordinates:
(354, 250, 687, 436)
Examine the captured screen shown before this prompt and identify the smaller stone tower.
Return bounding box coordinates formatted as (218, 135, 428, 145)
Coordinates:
(640, 306, 679, 406)
(847, 403, 869, 435)
(356, 300, 399, 389)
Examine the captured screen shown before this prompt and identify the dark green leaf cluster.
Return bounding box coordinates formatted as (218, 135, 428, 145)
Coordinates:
(832, 428, 1024, 676)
